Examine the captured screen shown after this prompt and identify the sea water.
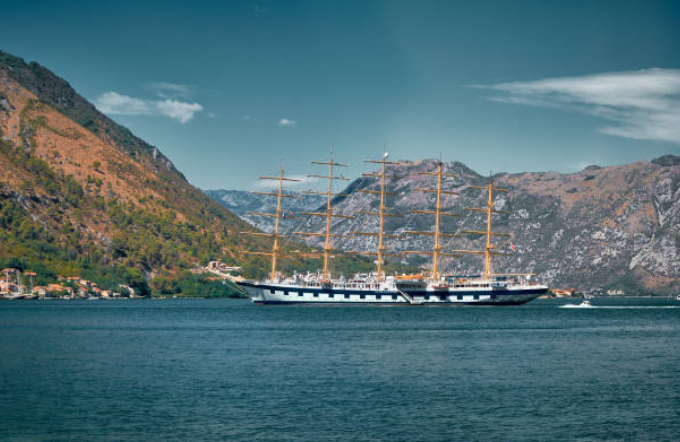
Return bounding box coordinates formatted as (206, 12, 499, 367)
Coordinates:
(1, 298, 679, 442)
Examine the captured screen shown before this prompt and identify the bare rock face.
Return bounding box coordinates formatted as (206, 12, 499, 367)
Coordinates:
(218, 158, 680, 294)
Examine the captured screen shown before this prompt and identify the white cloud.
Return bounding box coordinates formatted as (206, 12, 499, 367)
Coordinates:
(155, 99, 203, 123)
(94, 91, 203, 123)
(278, 118, 297, 126)
(480, 68, 680, 144)
(148, 82, 197, 99)
(254, 175, 319, 189)
(243, 115, 252, 121)
(94, 91, 152, 115)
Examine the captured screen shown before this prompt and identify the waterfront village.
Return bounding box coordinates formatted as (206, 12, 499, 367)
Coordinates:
(0, 262, 243, 300)
(0, 268, 139, 300)
(0, 261, 629, 300)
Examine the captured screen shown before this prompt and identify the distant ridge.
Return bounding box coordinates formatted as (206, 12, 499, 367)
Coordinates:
(204, 189, 325, 233)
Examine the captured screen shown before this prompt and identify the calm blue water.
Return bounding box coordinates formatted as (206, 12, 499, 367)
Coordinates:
(1, 298, 679, 442)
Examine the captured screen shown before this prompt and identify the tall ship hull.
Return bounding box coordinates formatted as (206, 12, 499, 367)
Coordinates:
(238, 277, 547, 305)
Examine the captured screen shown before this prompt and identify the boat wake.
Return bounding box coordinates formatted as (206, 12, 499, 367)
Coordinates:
(560, 303, 593, 309)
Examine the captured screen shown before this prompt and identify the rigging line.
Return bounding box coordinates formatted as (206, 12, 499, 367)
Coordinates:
(278, 161, 319, 253)
(338, 173, 372, 251)
(433, 165, 466, 266)
(285, 158, 339, 251)
(279, 158, 369, 264)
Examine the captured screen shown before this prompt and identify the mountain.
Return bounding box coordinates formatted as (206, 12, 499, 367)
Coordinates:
(218, 158, 680, 294)
(204, 189, 326, 233)
(0, 49, 274, 295)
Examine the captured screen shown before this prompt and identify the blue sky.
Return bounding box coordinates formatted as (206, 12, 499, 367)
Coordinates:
(1, 0, 679, 190)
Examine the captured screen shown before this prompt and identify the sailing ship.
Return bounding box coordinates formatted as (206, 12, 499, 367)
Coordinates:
(236, 154, 548, 305)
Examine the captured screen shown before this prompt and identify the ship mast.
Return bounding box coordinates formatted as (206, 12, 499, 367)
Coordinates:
(349, 152, 403, 281)
(294, 149, 353, 280)
(240, 163, 302, 281)
(455, 177, 511, 279)
(403, 161, 460, 282)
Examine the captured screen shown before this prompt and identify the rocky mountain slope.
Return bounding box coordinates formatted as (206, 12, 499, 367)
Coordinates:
(215, 157, 680, 294)
(0, 50, 274, 294)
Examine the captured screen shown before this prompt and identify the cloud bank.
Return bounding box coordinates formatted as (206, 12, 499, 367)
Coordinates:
(482, 68, 680, 144)
(94, 91, 203, 123)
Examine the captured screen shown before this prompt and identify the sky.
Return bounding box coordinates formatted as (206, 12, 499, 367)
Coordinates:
(1, 0, 679, 190)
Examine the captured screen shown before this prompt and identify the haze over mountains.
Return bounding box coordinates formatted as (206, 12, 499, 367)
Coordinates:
(208, 156, 680, 294)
